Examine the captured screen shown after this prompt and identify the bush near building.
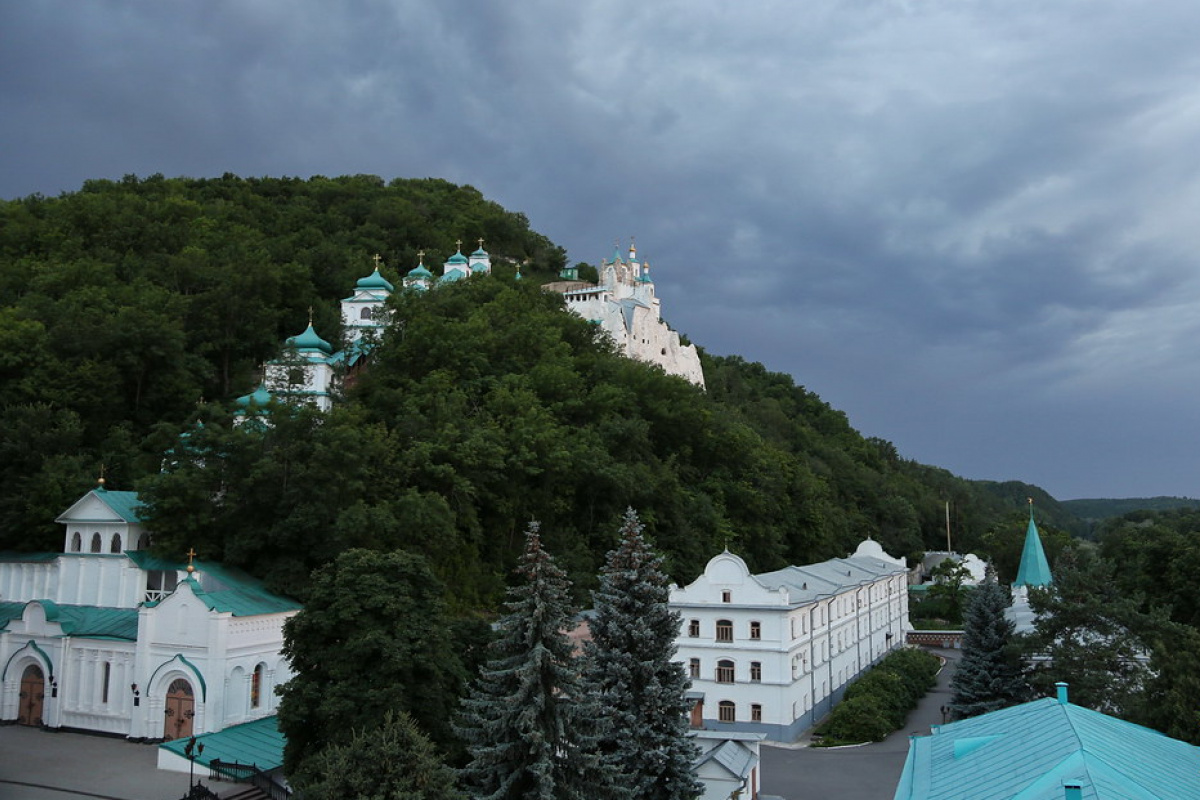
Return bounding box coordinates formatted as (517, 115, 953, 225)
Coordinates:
(814, 648, 941, 745)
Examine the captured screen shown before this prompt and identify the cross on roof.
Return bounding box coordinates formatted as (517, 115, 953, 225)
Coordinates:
(372, 253, 382, 269)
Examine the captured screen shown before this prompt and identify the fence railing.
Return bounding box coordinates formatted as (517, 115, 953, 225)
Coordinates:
(208, 759, 291, 800)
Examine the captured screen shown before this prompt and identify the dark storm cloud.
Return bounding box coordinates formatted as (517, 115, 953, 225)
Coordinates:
(5, 0, 1200, 497)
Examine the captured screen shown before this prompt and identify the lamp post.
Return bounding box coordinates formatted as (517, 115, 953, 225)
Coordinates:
(184, 736, 204, 796)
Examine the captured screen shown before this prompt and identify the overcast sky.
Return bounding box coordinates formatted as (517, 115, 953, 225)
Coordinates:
(5, 1, 1200, 500)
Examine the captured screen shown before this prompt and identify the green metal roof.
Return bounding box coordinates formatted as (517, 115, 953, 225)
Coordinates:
(471, 246, 488, 257)
(1014, 510, 1053, 587)
(284, 323, 332, 354)
(159, 715, 286, 772)
(175, 563, 302, 617)
(0, 600, 138, 640)
(124, 549, 185, 571)
(0, 551, 58, 563)
(83, 488, 144, 523)
(235, 383, 273, 410)
(894, 689, 1200, 799)
(445, 250, 468, 264)
(355, 267, 394, 292)
(407, 263, 434, 277)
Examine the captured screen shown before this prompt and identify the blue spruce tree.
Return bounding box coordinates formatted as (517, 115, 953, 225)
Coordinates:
(457, 523, 608, 800)
(585, 508, 702, 800)
(949, 576, 1028, 717)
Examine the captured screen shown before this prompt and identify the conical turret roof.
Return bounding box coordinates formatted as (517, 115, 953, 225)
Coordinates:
(1014, 506, 1053, 587)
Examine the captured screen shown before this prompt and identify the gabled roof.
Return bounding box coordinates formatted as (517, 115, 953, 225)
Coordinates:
(0, 600, 138, 640)
(756, 555, 908, 604)
(1014, 510, 1053, 587)
(696, 739, 757, 780)
(148, 563, 301, 617)
(56, 487, 144, 524)
(159, 715, 285, 772)
(893, 691, 1200, 799)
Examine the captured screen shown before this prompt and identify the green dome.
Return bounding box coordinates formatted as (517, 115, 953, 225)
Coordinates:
(286, 323, 333, 354)
(235, 384, 273, 409)
(407, 263, 434, 278)
(356, 268, 394, 292)
(471, 246, 488, 257)
(446, 250, 468, 265)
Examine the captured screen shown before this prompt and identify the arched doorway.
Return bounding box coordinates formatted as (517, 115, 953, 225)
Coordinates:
(18, 664, 45, 726)
(163, 678, 195, 740)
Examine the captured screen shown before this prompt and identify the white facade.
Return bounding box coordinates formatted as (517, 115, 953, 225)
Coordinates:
(670, 541, 910, 741)
(546, 243, 705, 388)
(0, 487, 298, 741)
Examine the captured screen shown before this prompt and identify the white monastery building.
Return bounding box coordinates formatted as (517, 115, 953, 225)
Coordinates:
(0, 483, 298, 741)
(671, 539, 910, 741)
(545, 242, 706, 388)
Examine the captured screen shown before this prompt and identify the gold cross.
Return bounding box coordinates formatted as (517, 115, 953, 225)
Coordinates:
(307, 306, 313, 325)
(372, 253, 382, 269)
(478, 237, 485, 248)
(417, 249, 425, 261)
(186, 548, 196, 566)
(456, 239, 462, 251)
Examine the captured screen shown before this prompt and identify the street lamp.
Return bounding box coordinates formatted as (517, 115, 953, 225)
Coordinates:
(184, 736, 204, 796)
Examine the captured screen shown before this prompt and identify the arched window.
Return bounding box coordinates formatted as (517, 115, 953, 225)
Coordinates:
(137, 533, 151, 550)
(250, 663, 264, 709)
(718, 701, 736, 723)
(110, 534, 122, 553)
(71, 532, 81, 552)
(716, 620, 733, 642)
(359, 306, 373, 320)
(749, 621, 761, 640)
(716, 660, 735, 684)
(90, 533, 102, 553)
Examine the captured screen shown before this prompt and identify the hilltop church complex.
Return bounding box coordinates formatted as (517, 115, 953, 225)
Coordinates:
(237, 239, 704, 415)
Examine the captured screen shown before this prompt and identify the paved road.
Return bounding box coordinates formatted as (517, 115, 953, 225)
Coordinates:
(760, 648, 959, 800)
(0, 725, 199, 800)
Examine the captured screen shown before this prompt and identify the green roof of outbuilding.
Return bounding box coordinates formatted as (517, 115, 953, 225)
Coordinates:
(0, 551, 58, 563)
(1014, 510, 1053, 587)
(285, 323, 332, 354)
(894, 691, 1200, 799)
(159, 715, 286, 772)
(355, 267, 394, 292)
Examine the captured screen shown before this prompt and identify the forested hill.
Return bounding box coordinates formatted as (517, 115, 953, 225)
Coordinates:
(1, 174, 1054, 602)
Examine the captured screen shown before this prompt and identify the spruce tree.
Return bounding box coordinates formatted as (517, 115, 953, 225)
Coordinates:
(457, 523, 606, 800)
(584, 508, 702, 800)
(949, 576, 1028, 718)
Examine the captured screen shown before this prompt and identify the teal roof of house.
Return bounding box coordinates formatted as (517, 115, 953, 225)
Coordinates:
(0, 600, 139, 640)
(159, 715, 286, 772)
(1014, 510, 1053, 587)
(893, 690, 1200, 799)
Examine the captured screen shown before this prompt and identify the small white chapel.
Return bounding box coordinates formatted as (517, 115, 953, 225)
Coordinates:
(0, 482, 299, 742)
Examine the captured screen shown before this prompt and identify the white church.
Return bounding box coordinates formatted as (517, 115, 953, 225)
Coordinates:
(238, 239, 704, 414)
(545, 242, 706, 387)
(671, 539, 910, 741)
(0, 483, 299, 742)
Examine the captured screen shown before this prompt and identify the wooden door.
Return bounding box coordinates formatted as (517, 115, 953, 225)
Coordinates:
(690, 699, 704, 728)
(163, 679, 195, 740)
(18, 665, 44, 726)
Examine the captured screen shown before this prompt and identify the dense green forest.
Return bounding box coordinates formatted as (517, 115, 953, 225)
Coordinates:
(0, 172, 1168, 604)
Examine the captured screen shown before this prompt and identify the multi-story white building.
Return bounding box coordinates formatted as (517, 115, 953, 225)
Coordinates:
(670, 539, 910, 741)
(0, 483, 299, 741)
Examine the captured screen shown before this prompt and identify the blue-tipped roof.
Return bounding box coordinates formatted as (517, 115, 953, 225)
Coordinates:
(94, 487, 143, 523)
(355, 267, 394, 292)
(1014, 509, 1053, 588)
(407, 263, 434, 278)
(285, 323, 332, 354)
(893, 690, 1200, 799)
(471, 246, 488, 257)
(445, 250, 468, 265)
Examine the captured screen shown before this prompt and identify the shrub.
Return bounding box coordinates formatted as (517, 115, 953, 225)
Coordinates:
(818, 696, 893, 743)
(815, 647, 941, 745)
